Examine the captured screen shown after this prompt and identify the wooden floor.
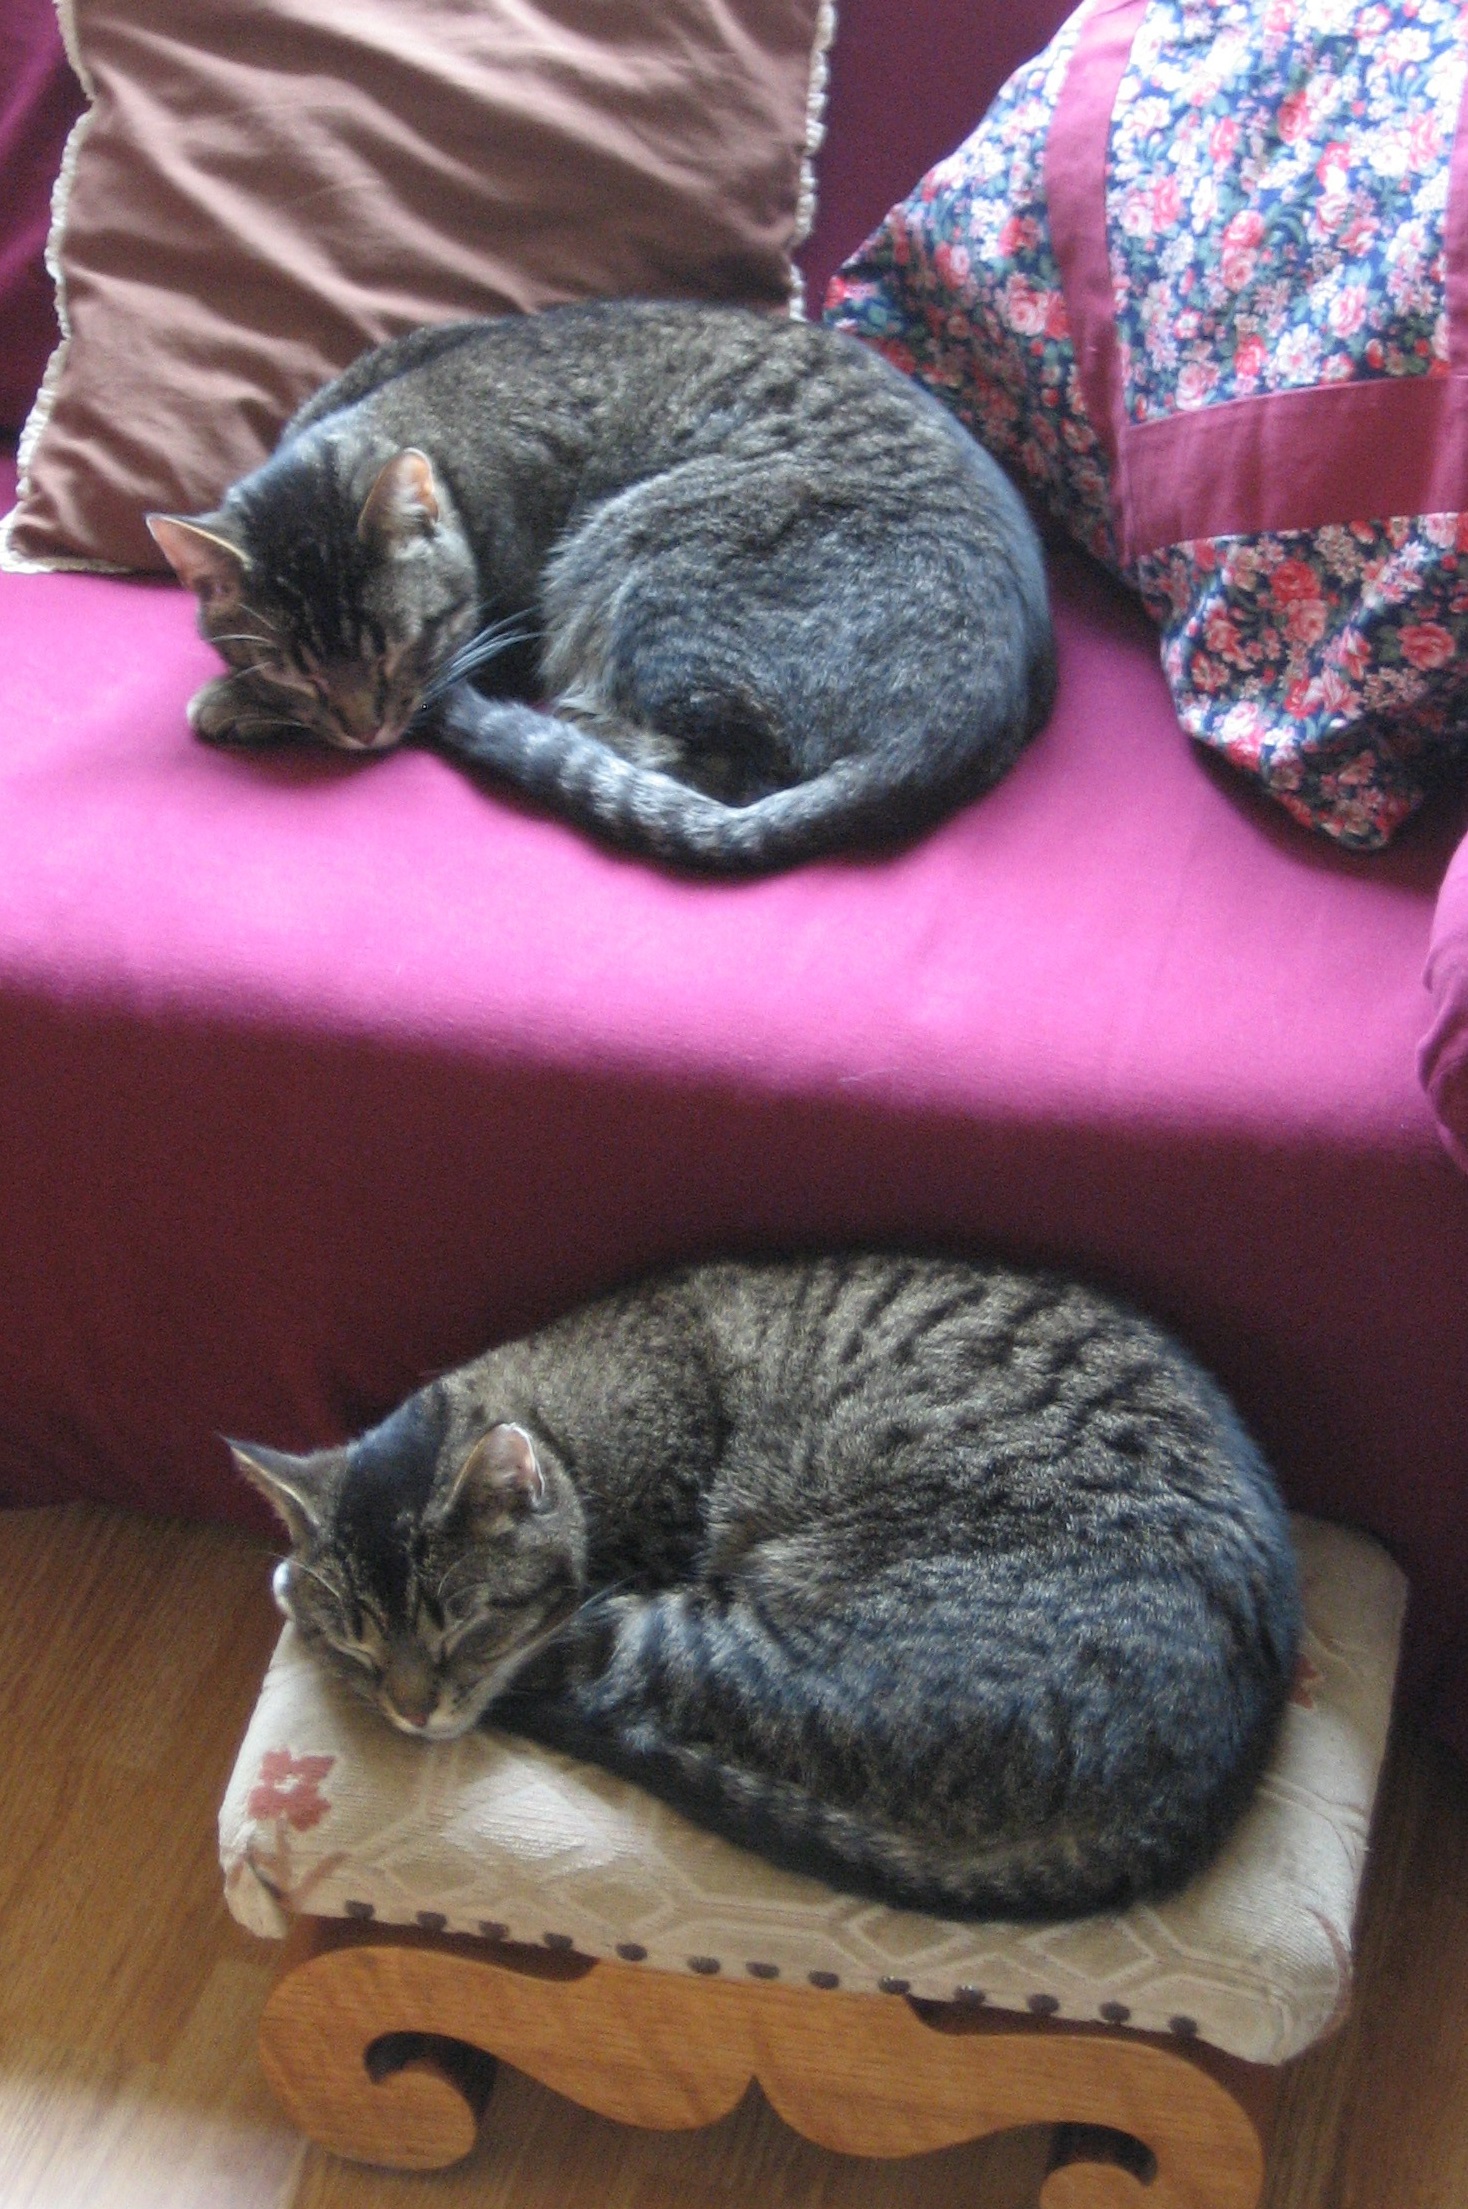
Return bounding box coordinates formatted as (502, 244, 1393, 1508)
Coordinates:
(0, 1504, 1465, 2208)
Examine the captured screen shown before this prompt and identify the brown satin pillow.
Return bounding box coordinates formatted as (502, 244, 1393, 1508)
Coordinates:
(2, 0, 832, 573)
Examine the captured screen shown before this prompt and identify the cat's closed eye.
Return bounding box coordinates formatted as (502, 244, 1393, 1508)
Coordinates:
(253, 664, 320, 701)
(439, 1610, 516, 1660)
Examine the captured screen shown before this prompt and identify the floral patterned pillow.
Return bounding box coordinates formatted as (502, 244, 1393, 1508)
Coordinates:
(825, 0, 1468, 850)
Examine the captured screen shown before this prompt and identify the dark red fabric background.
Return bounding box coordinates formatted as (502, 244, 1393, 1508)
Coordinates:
(0, 0, 84, 432)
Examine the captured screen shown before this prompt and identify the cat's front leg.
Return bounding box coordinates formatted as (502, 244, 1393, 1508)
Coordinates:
(186, 675, 307, 748)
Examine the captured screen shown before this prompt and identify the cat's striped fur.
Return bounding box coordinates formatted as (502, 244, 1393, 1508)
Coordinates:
(236, 1254, 1300, 1920)
(151, 303, 1055, 874)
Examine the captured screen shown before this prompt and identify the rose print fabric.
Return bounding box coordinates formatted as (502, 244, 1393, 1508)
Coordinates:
(1112, 0, 1460, 421)
(826, 0, 1468, 849)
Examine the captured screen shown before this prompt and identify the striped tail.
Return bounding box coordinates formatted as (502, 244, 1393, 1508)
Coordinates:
(422, 685, 1021, 876)
(495, 1691, 1199, 1924)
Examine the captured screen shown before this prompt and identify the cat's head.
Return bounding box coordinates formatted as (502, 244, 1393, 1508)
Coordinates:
(147, 446, 480, 752)
(232, 1391, 586, 1740)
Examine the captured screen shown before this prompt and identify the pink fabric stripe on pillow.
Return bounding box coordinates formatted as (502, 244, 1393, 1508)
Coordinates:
(1044, 0, 1147, 482)
(1445, 16, 1468, 370)
(1120, 372, 1468, 554)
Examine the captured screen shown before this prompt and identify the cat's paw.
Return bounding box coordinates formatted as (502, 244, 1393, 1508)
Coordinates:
(186, 676, 303, 748)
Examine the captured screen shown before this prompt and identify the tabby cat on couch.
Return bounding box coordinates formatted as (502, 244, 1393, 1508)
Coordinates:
(235, 1252, 1300, 1922)
(149, 302, 1055, 874)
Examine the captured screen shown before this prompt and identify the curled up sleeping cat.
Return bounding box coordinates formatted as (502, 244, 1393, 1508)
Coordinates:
(234, 1253, 1300, 1921)
(148, 302, 1055, 874)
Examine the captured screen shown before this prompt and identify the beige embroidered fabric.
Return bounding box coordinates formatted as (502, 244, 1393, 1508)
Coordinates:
(3, 0, 833, 575)
(220, 1518, 1405, 2066)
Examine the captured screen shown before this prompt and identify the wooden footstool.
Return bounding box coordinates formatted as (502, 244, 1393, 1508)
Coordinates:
(221, 1518, 1404, 2207)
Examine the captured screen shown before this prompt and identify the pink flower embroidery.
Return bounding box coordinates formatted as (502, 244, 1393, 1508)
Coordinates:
(998, 213, 1040, 256)
(1233, 334, 1267, 380)
(1317, 667, 1360, 714)
(1223, 208, 1266, 249)
(1335, 631, 1372, 679)
(1399, 620, 1456, 669)
(933, 241, 972, 291)
(1271, 559, 1323, 604)
(1290, 1655, 1323, 1709)
(1330, 284, 1370, 338)
(1315, 139, 1352, 188)
(1277, 88, 1311, 142)
(248, 1748, 336, 1832)
(1285, 597, 1329, 648)
(1176, 360, 1219, 409)
(1152, 176, 1183, 230)
(1002, 275, 1050, 336)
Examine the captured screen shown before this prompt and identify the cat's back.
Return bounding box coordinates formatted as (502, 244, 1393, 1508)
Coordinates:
(686, 1250, 1204, 1409)
(287, 301, 994, 497)
(682, 1251, 1281, 1528)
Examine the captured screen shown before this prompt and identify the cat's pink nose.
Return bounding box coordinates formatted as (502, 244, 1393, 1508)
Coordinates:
(323, 676, 387, 747)
(382, 1645, 438, 1729)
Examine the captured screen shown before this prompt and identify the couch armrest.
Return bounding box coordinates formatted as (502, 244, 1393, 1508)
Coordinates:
(1420, 820, 1468, 1171)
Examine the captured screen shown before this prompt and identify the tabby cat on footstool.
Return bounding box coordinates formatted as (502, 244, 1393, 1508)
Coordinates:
(234, 1252, 1299, 1921)
(148, 302, 1055, 875)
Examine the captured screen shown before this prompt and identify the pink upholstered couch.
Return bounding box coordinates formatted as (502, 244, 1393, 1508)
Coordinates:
(5, 0, 1468, 1759)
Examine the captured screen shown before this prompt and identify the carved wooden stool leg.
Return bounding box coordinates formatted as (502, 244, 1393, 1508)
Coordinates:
(259, 1917, 1276, 2206)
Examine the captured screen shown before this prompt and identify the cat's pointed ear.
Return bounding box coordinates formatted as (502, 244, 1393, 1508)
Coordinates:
(229, 1439, 326, 1547)
(358, 449, 440, 552)
(146, 514, 250, 605)
(435, 1423, 546, 1525)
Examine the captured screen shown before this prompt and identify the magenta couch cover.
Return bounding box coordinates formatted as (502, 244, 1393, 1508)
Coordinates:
(5, 0, 1468, 1763)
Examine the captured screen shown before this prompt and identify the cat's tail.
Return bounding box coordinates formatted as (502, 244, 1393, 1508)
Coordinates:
(420, 685, 1028, 876)
(496, 1692, 1244, 1925)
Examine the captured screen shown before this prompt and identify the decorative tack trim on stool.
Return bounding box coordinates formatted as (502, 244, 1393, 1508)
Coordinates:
(746, 1961, 780, 1979)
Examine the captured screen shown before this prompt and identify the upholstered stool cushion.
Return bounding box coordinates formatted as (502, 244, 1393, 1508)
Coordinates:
(220, 1516, 1404, 2066)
